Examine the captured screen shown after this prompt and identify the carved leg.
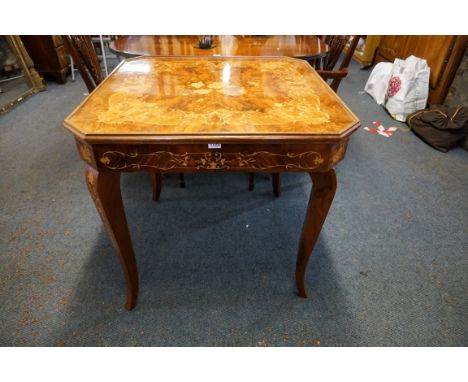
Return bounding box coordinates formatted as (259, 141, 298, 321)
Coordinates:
(272, 173, 281, 197)
(248, 173, 254, 191)
(296, 169, 337, 298)
(85, 165, 139, 310)
(152, 173, 162, 201)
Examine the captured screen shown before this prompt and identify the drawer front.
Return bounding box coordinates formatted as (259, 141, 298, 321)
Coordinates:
(78, 141, 349, 173)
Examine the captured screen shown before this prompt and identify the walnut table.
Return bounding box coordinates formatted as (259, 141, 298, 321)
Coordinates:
(64, 56, 360, 310)
(109, 35, 328, 60)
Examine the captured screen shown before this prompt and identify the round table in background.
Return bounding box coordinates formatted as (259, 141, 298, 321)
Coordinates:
(109, 35, 328, 60)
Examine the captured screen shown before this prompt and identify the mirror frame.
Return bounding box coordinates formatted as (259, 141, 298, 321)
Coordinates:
(1, 35, 46, 114)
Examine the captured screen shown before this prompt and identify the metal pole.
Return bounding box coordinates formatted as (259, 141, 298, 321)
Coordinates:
(70, 55, 75, 81)
(100, 35, 109, 77)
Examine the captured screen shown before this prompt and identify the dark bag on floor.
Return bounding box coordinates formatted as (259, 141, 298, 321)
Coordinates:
(407, 105, 468, 152)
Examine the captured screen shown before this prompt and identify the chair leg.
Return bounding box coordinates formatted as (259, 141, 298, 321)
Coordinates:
(99, 35, 109, 77)
(179, 173, 185, 188)
(70, 55, 75, 81)
(152, 173, 162, 201)
(272, 173, 281, 197)
(248, 173, 254, 191)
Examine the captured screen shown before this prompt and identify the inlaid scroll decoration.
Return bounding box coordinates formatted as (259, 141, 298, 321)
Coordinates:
(77, 141, 93, 164)
(99, 150, 324, 171)
(85, 168, 106, 221)
(86, 170, 96, 189)
(196, 152, 230, 170)
(85, 169, 104, 218)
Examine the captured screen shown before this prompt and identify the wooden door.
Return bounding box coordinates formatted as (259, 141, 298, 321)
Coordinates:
(377, 36, 408, 62)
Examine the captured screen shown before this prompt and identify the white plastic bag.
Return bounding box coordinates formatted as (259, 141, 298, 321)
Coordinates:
(384, 55, 430, 122)
(364, 62, 393, 105)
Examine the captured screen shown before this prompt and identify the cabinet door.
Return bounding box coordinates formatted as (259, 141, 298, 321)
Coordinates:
(378, 36, 408, 62)
(402, 35, 456, 89)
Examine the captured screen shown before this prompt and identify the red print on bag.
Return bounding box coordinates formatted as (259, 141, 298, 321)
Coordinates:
(386, 76, 402, 98)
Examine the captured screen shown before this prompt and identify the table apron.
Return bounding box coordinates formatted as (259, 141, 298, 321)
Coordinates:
(76, 140, 348, 173)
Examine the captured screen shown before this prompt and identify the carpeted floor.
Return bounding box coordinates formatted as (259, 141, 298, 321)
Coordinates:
(0, 56, 467, 346)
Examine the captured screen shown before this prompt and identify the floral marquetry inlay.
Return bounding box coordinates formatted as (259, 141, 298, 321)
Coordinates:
(64, 56, 359, 139)
(99, 150, 325, 171)
(77, 141, 93, 163)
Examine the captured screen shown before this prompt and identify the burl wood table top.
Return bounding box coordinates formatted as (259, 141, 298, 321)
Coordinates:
(64, 56, 359, 143)
(109, 35, 328, 60)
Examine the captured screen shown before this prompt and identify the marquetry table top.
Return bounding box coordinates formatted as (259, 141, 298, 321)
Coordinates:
(109, 35, 329, 60)
(64, 56, 359, 142)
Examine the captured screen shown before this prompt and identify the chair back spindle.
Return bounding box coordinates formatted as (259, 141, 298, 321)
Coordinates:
(62, 35, 103, 92)
(315, 35, 361, 92)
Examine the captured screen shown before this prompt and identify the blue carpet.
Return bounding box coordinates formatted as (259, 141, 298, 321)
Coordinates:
(0, 58, 467, 346)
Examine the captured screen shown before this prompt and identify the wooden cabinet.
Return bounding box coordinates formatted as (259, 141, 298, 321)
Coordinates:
(375, 35, 468, 105)
(376, 36, 407, 63)
(353, 36, 381, 68)
(20, 35, 70, 84)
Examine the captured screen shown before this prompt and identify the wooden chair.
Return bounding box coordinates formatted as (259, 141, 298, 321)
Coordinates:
(249, 36, 360, 195)
(63, 35, 186, 197)
(314, 35, 360, 92)
(62, 35, 103, 93)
